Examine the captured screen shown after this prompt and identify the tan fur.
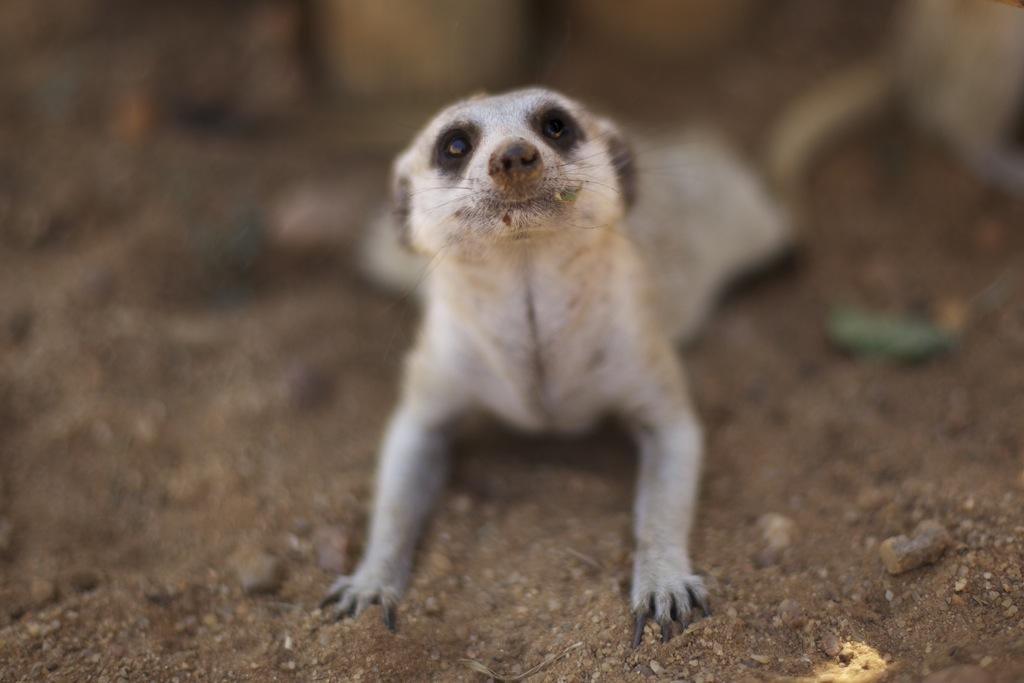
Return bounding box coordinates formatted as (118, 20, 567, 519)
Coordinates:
(767, 0, 1024, 198)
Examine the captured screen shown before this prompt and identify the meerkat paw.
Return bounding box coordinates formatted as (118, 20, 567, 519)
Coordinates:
(320, 566, 403, 632)
(630, 559, 711, 647)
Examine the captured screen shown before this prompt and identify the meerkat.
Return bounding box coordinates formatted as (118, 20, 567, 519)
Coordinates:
(324, 87, 792, 645)
(767, 0, 1024, 199)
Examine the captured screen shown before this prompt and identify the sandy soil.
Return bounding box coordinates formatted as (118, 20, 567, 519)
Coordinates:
(1, 2, 1022, 681)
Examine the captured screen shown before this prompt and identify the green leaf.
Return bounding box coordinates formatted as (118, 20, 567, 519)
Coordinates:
(827, 306, 956, 363)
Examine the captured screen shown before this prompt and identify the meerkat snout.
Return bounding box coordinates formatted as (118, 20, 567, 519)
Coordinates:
(488, 139, 543, 196)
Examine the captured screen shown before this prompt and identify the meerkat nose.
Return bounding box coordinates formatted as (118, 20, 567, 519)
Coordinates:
(489, 140, 543, 193)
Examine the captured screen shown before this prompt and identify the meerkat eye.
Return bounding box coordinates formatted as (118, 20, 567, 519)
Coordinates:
(445, 135, 470, 158)
(543, 117, 565, 139)
(535, 107, 581, 153)
(435, 127, 476, 173)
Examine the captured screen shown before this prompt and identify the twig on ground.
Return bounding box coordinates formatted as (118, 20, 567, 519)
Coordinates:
(459, 641, 584, 681)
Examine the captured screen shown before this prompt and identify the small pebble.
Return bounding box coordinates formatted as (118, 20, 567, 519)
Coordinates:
(754, 513, 795, 566)
(920, 665, 993, 683)
(268, 183, 361, 249)
(424, 596, 442, 615)
(450, 494, 473, 514)
(777, 598, 804, 628)
(291, 518, 312, 537)
(29, 578, 58, 606)
(954, 578, 968, 593)
(69, 569, 100, 593)
(879, 519, 950, 575)
(428, 552, 453, 573)
(819, 632, 842, 658)
(313, 526, 349, 574)
(233, 550, 286, 595)
(649, 660, 664, 675)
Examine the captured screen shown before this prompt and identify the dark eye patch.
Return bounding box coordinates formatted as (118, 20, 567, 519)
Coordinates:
(433, 122, 479, 175)
(533, 105, 583, 154)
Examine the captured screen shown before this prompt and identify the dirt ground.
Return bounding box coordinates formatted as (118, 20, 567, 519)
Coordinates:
(1, 2, 1023, 682)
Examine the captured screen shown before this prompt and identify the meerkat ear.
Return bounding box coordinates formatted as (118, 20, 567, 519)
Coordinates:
(390, 149, 414, 249)
(602, 122, 638, 209)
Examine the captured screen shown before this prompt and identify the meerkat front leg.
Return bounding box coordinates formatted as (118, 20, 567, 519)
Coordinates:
(321, 399, 452, 630)
(628, 397, 711, 646)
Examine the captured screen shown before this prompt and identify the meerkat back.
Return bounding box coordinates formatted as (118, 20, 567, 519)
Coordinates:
(625, 130, 793, 344)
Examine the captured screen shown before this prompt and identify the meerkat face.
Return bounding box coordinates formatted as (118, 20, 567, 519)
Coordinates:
(390, 87, 636, 255)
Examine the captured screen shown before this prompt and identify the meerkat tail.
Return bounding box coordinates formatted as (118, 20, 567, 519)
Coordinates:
(357, 208, 431, 297)
(764, 59, 892, 202)
(628, 131, 795, 345)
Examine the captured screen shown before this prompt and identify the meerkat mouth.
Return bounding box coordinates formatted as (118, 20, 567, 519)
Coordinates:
(488, 185, 582, 221)
(448, 184, 584, 239)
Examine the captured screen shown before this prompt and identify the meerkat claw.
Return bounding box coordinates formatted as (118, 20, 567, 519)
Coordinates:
(631, 575, 712, 647)
(320, 573, 401, 632)
(659, 619, 672, 643)
(689, 586, 712, 618)
(632, 613, 647, 648)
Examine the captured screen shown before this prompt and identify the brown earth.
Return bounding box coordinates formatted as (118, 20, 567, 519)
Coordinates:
(1, 2, 1023, 682)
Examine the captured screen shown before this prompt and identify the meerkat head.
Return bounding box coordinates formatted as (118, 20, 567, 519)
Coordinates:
(390, 87, 636, 255)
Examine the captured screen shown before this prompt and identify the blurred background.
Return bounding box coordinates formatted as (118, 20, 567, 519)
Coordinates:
(1, 1, 1023, 681)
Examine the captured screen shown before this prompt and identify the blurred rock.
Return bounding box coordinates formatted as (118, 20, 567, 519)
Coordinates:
(312, 0, 528, 99)
(29, 578, 58, 607)
(234, 549, 285, 595)
(921, 665, 993, 683)
(819, 632, 842, 657)
(879, 519, 950, 575)
(569, 0, 754, 62)
(268, 183, 364, 250)
(423, 596, 441, 615)
(69, 569, 100, 593)
(777, 598, 804, 628)
(313, 526, 348, 574)
(754, 513, 795, 566)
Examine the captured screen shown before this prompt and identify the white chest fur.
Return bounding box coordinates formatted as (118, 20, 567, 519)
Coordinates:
(419, 228, 649, 433)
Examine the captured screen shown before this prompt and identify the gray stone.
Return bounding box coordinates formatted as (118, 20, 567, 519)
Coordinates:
(879, 519, 950, 575)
